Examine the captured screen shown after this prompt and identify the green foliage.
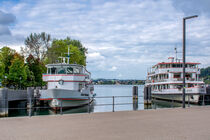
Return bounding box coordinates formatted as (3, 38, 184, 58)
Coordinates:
(200, 67, 210, 77)
(0, 46, 15, 74)
(26, 54, 46, 86)
(0, 47, 16, 87)
(200, 67, 210, 84)
(46, 37, 87, 65)
(8, 53, 27, 89)
(0, 62, 5, 80)
(24, 65, 36, 87)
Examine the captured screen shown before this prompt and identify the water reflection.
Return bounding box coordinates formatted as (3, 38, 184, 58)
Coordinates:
(152, 99, 182, 108)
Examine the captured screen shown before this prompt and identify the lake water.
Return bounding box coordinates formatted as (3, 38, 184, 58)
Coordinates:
(8, 85, 184, 117)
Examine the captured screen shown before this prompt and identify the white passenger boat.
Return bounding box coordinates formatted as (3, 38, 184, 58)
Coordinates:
(145, 53, 206, 104)
(39, 49, 94, 110)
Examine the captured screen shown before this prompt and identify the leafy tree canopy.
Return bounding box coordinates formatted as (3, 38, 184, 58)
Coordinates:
(46, 37, 87, 65)
(21, 32, 51, 61)
(26, 54, 46, 86)
(200, 67, 210, 84)
(0, 62, 5, 80)
(8, 53, 27, 89)
(0, 46, 15, 74)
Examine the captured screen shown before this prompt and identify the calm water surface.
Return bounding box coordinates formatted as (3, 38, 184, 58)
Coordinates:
(8, 85, 184, 117)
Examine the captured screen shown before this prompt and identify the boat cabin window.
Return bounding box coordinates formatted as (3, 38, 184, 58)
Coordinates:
(48, 66, 83, 74)
(47, 68, 51, 74)
(174, 73, 181, 78)
(73, 67, 80, 74)
(51, 67, 56, 74)
(172, 64, 182, 68)
(67, 67, 73, 74)
(58, 68, 66, 74)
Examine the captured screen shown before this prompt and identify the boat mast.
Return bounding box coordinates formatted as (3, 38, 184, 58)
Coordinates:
(67, 47, 70, 64)
(65, 46, 72, 64)
(174, 46, 178, 62)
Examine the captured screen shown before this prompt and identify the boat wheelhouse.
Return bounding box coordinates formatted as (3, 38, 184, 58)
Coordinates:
(145, 57, 206, 103)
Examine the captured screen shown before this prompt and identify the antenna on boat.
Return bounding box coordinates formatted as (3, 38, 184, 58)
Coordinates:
(65, 46, 73, 64)
(67, 47, 70, 64)
(174, 46, 177, 62)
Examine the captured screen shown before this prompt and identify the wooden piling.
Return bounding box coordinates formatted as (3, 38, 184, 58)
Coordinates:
(144, 86, 152, 105)
(133, 86, 138, 99)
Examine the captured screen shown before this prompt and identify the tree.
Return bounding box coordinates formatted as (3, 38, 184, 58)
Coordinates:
(200, 67, 210, 84)
(0, 62, 5, 82)
(0, 46, 16, 87)
(8, 53, 27, 89)
(46, 37, 87, 65)
(0, 46, 15, 73)
(21, 32, 51, 61)
(26, 54, 46, 86)
(24, 65, 36, 87)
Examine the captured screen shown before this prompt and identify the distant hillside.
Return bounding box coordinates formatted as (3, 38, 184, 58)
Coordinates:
(200, 67, 210, 84)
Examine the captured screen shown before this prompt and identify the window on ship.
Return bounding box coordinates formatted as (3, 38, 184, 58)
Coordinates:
(51, 67, 56, 74)
(58, 68, 66, 74)
(47, 68, 51, 74)
(67, 67, 73, 74)
(73, 67, 80, 74)
(174, 73, 181, 79)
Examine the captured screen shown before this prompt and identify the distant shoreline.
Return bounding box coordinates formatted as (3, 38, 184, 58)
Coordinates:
(93, 84, 144, 85)
(92, 79, 145, 85)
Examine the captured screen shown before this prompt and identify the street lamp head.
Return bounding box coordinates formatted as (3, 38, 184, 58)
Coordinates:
(184, 15, 198, 20)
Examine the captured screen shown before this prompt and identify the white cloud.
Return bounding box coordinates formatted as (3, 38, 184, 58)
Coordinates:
(87, 52, 105, 61)
(0, 0, 210, 79)
(109, 66, 117, 71)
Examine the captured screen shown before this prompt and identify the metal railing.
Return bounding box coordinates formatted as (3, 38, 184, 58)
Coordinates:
(0, 94, 210, 118)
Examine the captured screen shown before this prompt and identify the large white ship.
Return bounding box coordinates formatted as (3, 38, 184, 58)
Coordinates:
(39, 49, 94, 110)
(145, 54, 206, 104)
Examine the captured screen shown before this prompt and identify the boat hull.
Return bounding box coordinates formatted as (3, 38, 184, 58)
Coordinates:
(152, 93, 203, 104)
(39, 88, 94, 110)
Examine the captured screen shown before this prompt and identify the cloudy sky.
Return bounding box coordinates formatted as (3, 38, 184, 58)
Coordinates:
(0, 0, 210, 79)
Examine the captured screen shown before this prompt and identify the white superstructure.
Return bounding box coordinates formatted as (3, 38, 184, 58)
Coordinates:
(39, 49, 94, 110)
(145, 57, 206, 103)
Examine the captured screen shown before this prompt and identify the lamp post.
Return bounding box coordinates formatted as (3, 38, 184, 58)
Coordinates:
(182, 15, 198, 108)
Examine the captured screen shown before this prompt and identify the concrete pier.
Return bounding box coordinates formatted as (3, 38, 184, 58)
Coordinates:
(0, 88, 33, 116)
(0, 106, 210, 140)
